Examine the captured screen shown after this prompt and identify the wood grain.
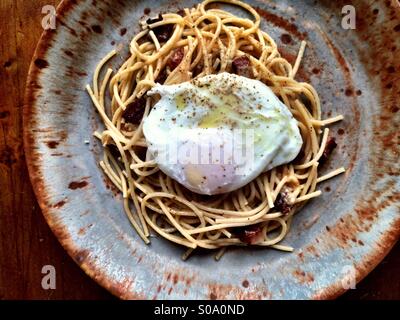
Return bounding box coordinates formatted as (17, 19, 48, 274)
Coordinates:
(0, 0, 398, 300)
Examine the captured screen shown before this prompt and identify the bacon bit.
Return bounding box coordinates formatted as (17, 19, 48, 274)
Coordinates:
(236, 224, 264, 245)
(146, 14, 173, 43)
(274, 190, 293, 215)
(167, 47, 185, 70)
(146, 15, 162, 25)
(320, 137, 337, 165)
(122, 96, 146, 124)
(232, 55, 254, 78)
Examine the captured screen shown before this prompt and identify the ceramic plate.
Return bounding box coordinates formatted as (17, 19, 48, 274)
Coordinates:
(24, 0, 399, 299)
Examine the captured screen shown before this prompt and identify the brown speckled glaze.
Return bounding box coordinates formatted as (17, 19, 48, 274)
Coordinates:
(24, 0, 399, 299)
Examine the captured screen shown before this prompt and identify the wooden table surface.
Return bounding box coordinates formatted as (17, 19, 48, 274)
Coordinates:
(0, 0, 398, 300)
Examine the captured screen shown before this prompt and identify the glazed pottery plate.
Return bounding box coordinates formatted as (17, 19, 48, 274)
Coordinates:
(24, 0, 400, 299)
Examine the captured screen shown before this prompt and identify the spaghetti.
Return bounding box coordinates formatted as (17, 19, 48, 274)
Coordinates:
(87, 0, 345, 260)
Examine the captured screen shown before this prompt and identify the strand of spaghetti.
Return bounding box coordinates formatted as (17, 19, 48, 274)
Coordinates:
(123, 98, 152, 150)
(292, 41, 307, 78)
(311, 115, 344, 126)
(195, 14, 222, 51)
(270, 244, 294, 252)
(221, 17, 254, 30)
(169, 208, 223, 220)
(193, 199, 268, 216)
(223, 24, 237, 64)
(182, 248, 195, 260)
(215, 247, 227, 260)
(180, 220, 196, 230)
(153, 214, 176, 233)
(317, 167, 346, 183)
(122, 198, 150, 244)
(100, 68, 113, 110)
(120, 70, 136, 103)
(113, 83, 127, 111)
(142, 193, 204, 240)
(237, 189, 248, 209)
(204, 216, 232, 238)
(141, 210, 197, 248)
(245, 184, 255, 204)
(130, 161, 157, 169)
(93, 131, 102, 140)
(133, 24, 184, 64)
(200, 0, 260, 36)
(93, 50, 117, 98)
(217, 38, 228, 71)
(215, 210, 281, 224)
(112, 62, 145, 83)
(206, 231, 223, 241)
(295, 190, 322, 203)
(260, 218, 288, 245)
(199, 238, 242, 245)
(267, 58, 293, 76)
(295, 127, 329, 170)
(194, 26, 211, 73)
(254, 177, 265, 200)
(299, 163, 318, 197)
(195, 240, 240, 249)
(99, 161, 122, 191)
(208, 9, 236, 20)
(131, 165, 159, 177)
(186, 218, 273, 235)
(86, 86, 129, 143)
(297, 100, 320, 154)
(262, 175, 275, 208)
(108, 107, 124, 134)
(107, 130, 150, 236)
(302, 82, 322, 120)
(193, 224, 289, 248)
(148, 30, 161, 51)
(309, 164, 319, 195)
(104, 150, 125, 187)
(273, 176, 289, 198)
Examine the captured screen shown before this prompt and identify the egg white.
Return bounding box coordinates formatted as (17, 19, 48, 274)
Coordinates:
(143, 72, 302, 195)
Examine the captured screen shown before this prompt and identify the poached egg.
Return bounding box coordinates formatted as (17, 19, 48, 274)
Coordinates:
(143, 72, 302, 195)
